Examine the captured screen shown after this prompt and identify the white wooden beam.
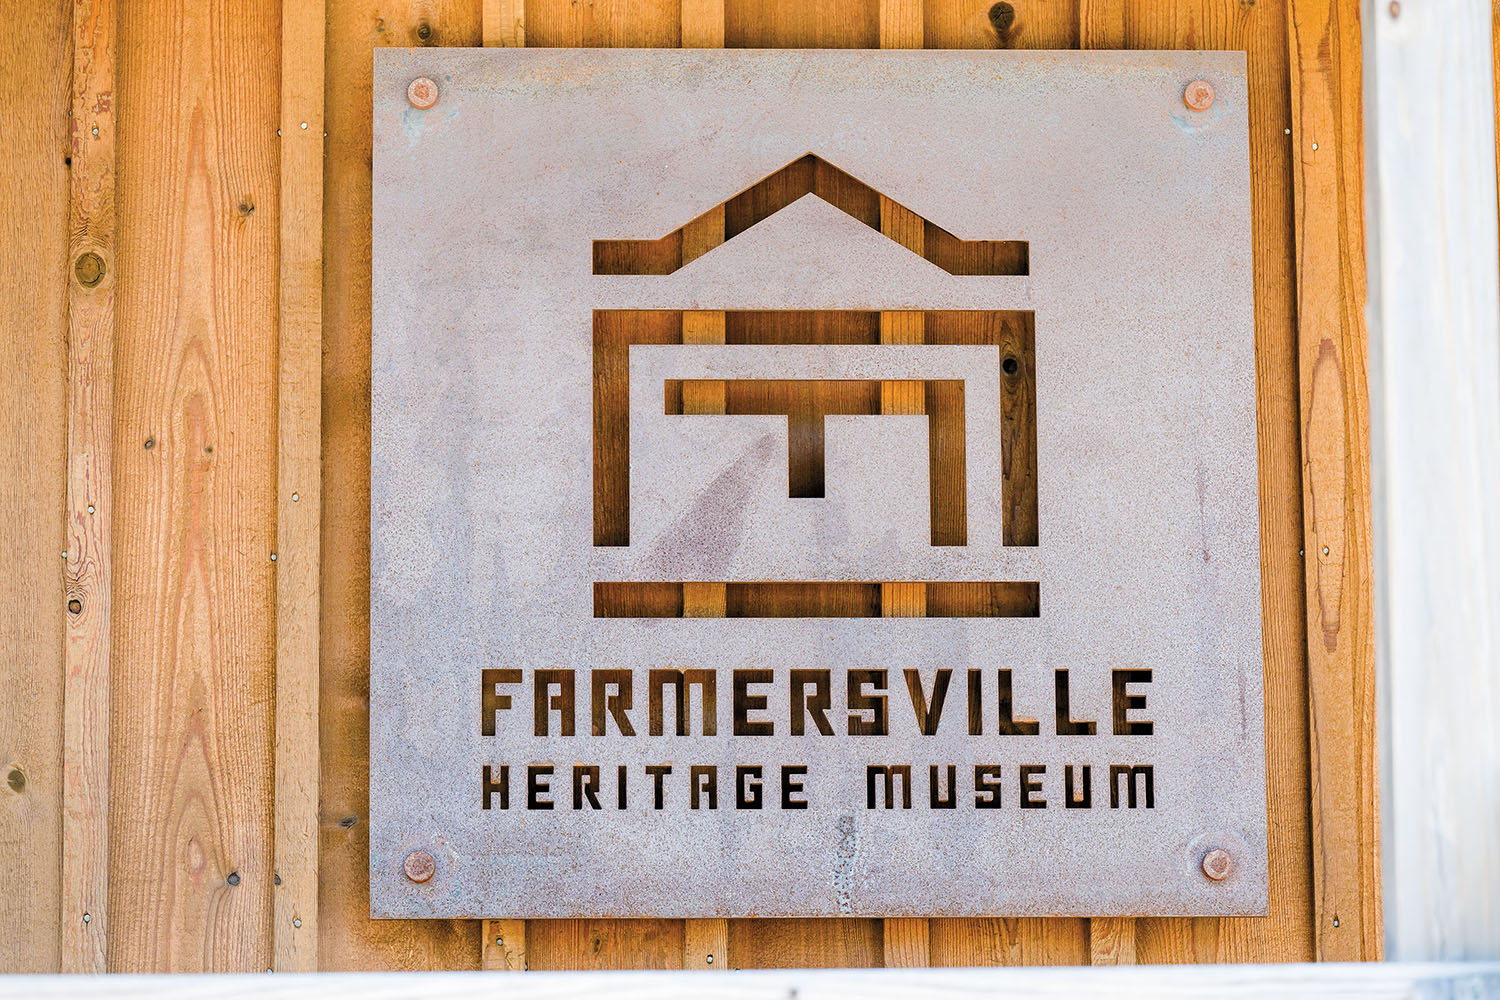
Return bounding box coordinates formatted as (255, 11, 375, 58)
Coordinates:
(1366, 0, 1500, 961)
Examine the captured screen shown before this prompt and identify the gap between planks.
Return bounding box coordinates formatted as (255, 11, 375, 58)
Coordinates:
(680, 0, 727, 971)
(62, 0, 116, 975)
(1074, 5, 1135, 968)
(481, 0, 529, 970)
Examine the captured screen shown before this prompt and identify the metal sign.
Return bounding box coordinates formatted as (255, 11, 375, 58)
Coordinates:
(370, 48, 1266, 918)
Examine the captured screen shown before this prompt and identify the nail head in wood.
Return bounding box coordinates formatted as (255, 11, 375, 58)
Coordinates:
(1202, 848, 1233, 881)
(407, 77, 439, 110)
(404, 849, 436, 883)
(1184, 80, 1215, 112)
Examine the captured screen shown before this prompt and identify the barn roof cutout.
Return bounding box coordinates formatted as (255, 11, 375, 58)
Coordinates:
(592, 153, 1029, 276)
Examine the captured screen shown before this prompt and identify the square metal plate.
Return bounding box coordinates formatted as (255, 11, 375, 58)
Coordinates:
(370, 48, 1266, 919)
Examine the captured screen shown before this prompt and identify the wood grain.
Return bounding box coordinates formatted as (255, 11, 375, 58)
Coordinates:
(320, 0, 482, 970)
(481, 919, 527, 970)
(729, 918, 885, 967)
(107, 0, 280, 971)
(1089, 917, 1136, 966)
(527, 919, 685, 969)
(1287, 0, 1382, 963)
(0, 0, 70, 976)
(60, 0, 115, 975)
(0, 0, 1376, 971)
(482, 0, 525, 46)
(684, 918, 729, 970)
(922, 0, 1081, 967)
(275, 0, 326, 973)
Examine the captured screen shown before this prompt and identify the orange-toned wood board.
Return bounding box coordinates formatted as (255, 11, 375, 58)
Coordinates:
(0, 0, 1375, 973)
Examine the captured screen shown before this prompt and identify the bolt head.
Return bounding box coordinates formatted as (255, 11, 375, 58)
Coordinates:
(403, 849, 436, 883)
(407, 77, 439, 110)
(1184, 80, 1215, 112)
(1202, 848, 1234, 881)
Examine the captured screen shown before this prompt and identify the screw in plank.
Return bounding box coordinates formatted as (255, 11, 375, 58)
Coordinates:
(1201, 848, 1234, 881)
(403, 849, 436, 883)
(74, 251, 105, 288)
(1183, 80, 1215, 112)
(407, 77, 439, 111)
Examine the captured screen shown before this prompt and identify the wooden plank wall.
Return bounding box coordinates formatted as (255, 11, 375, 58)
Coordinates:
(0, 0, 1378, 972)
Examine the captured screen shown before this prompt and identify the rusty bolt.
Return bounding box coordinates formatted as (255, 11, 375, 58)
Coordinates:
(407, 77, 439, 110)
(1202, 848, 1234, 881)
(75, 251, 105, 288)
(403, 849, 436, 883)
(1184, 80, 1215, 112)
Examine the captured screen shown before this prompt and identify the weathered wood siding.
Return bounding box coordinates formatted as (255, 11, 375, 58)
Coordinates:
(0, 0, 1378, 971)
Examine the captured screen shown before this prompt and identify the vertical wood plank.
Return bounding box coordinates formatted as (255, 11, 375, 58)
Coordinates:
(682, 0, 725, 47)
(923, 0, 1080, 967)
(1073, 2, 1131, 968)
(480, 0, 528, 971)
(482, 919, 528, 970)
(523, 2, 682, 966)
(527, 920, 686, 969)
(109, 0, 280, 971)
(0, 0, 71, 975)
(321, 0, 484, 971)
(483, 0, 526, 46)
(678, 0, 729, 972)
(880, 0, 924, 47)
(1107, 0, 1319, 966)
(275, 0, 327, 973)
(1286, 0, 1381, 963)
(719, 3, 883, 970)
(726, 0, 880, 47)
(883, 918, 931, 968)
(684, 917, 729, 970)
(876, 1, 927, 966)
(1368, 0, 1500, 961)
(728, 919, 885, 967)
(61, 0, 115, 975)
(1088, 917, 1136, 966)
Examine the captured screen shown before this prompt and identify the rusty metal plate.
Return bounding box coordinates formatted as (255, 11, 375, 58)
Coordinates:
(370, 48, 1265, 919)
